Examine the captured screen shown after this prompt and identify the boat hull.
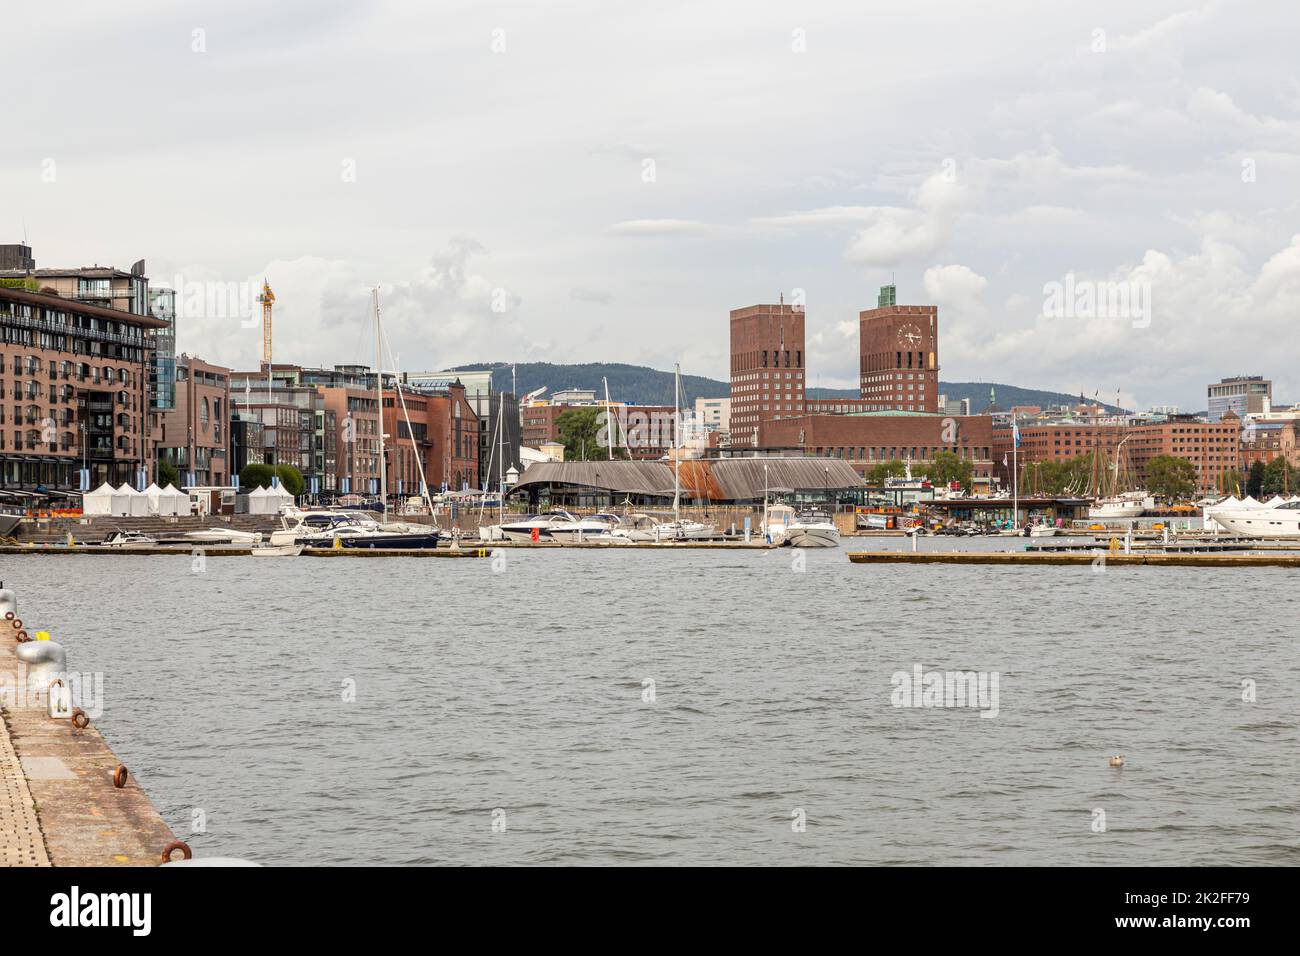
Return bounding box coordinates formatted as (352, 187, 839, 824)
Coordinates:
(787, 527, 841, 548)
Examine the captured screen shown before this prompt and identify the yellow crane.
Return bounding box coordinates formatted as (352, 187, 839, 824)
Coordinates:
(258, 279, 275, 368)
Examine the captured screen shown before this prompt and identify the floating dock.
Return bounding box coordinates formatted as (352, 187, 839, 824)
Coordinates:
(846, 550, 1300, 567)
(1, 594, 178, 866)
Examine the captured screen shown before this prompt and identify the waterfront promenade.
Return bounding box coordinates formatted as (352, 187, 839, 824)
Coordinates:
(1, 594, 177, 866)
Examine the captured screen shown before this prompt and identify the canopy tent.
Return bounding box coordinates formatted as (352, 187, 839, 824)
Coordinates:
(143, 482, 164, 514)
(246, 485, 279, 515)
(111, 483, 135, 517)
(1238, 495, 1261, 507)
(269, 483, 294, 501)
(1264, 495, 1288, 508)
(128, 483, 151, 516)
(158, 484, 189, 516)
(82, 482, 116, 516)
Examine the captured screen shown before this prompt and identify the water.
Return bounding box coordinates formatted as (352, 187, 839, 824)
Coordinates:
(6, 540, 1297, 865)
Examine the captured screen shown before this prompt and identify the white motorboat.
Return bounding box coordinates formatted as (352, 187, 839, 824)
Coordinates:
(609, 513, 661, 543)
(99, 530, 158, 548)
(656, 519, 717, 541)
(1027, 524, 1057, 537)
(1088, 492, 1154, 519)
(784, 509, 841, 548)
(762, 504, 796, 544)
(498, 509, 578, 542)
(548, 512, 622, 544)
(179, 528, 264, 545)
(251, 543, 303, 557)
(1205, 500, 1300, 538)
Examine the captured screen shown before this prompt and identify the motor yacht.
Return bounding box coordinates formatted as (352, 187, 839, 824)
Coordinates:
(784, 510, 841, 548)
(1205, 500, 1300, 538)
(498, 509, 578, 542)
(547, 512, 622, 544)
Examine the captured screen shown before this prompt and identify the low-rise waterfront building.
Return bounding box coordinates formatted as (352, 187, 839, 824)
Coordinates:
(153, 354, 231, 486)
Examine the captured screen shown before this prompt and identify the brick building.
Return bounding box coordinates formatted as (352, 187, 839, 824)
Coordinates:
(0, 285, 162, 491)
(993, 416, 1242, 494)
(153, 354, 231, 486)
(760, 412, 995, 480)
(729, 302, 806, 448)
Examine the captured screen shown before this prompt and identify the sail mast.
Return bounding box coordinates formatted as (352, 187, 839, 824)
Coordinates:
(373, 287, 386, 512)
(672, 363, 681, 520)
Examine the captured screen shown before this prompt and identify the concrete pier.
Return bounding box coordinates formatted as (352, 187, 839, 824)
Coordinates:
(1, 596, 177, 866)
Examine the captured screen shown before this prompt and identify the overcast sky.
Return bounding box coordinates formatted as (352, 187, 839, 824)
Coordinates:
(4, 1, 1298, 410)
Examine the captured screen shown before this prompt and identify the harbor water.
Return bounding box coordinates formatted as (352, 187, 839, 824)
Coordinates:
(9, 539, 1297, 866)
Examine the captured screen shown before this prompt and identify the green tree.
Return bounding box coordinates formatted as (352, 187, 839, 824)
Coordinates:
(555, 406, 604, 461)
(927, 450, 974, 489)
(865, 460, 907, 485)
(239, 462, 304, 496)
(273, 464, 305, 497)
(157, 458, 180, 488)
(1143, 454, 1197, 500)
(1260, 457, 1298, 497)
(1246, 460, 1266, 498)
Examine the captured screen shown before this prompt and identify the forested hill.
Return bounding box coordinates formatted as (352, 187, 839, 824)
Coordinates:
(450, 362, 1127, 413)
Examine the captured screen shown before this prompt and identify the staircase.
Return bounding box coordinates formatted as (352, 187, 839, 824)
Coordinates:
(12, 513, 283, 545)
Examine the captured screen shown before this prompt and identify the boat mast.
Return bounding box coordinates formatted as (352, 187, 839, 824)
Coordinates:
(672, 363, 681, 521)
(604, 376, 614, 462)
(373, 287, 386, 513)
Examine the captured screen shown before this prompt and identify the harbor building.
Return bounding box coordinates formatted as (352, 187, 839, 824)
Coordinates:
(396, 378, 480, 493)
(695, 397, 730, 434)
(1240, 419, 1298, 472)
(153, 354, 231, 486)
(229, 368, 330, 490)
(729, 301, 806, 448)
(0, 284, 163, 491)
(1207, 375, 1271, 422)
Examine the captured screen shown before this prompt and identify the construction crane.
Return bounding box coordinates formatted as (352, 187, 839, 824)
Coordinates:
(258, 279, 275, 368)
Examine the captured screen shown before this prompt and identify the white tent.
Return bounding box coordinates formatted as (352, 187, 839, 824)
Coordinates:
(1239, 495, 1261, 508)
(269, 483, 294, 505)
(1264, 495, 1287, 508)
(143, 482, 164, 515)
(83, 482, 116, 516)
(247, 485, 277, 515)
(159, 484, 189, 516)
(111, 483, 135, 517)
(128, 483, 151, 516)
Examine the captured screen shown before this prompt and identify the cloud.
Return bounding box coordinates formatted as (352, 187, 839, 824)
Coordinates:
(570, 286, 613, 304)
(607, 219, 718, 237)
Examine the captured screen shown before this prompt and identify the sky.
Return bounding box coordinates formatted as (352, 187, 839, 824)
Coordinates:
(3, 0, 1299, 411)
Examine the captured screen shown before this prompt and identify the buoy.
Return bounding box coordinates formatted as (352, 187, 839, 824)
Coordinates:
(1109, 754, 1125, 767)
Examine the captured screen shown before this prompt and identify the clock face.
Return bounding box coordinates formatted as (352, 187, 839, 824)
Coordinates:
(898, 323, 922, 348)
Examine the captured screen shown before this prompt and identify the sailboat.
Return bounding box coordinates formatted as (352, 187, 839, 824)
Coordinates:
(657, 363, 715, 541)
(1087, 435, 1153, 519)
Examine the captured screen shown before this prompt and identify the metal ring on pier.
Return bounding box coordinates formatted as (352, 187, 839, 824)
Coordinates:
(3, 611, 13, 620)
(15, 631, 29, 643)
(10, 618, 22, 629)
(70, 708, 90, 730)
(48, 677, 64, 690)
(113, 765, 129, 788)
(160, 840, 192, 863)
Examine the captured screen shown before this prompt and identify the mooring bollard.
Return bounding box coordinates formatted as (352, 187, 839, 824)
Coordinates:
(48, 678, 73, 719)
(16, 635, 67, 694)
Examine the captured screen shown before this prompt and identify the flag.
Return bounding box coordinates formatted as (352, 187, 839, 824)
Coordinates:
(1002, 453, 1008, 467)
(1012, 420, 1021, 448)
